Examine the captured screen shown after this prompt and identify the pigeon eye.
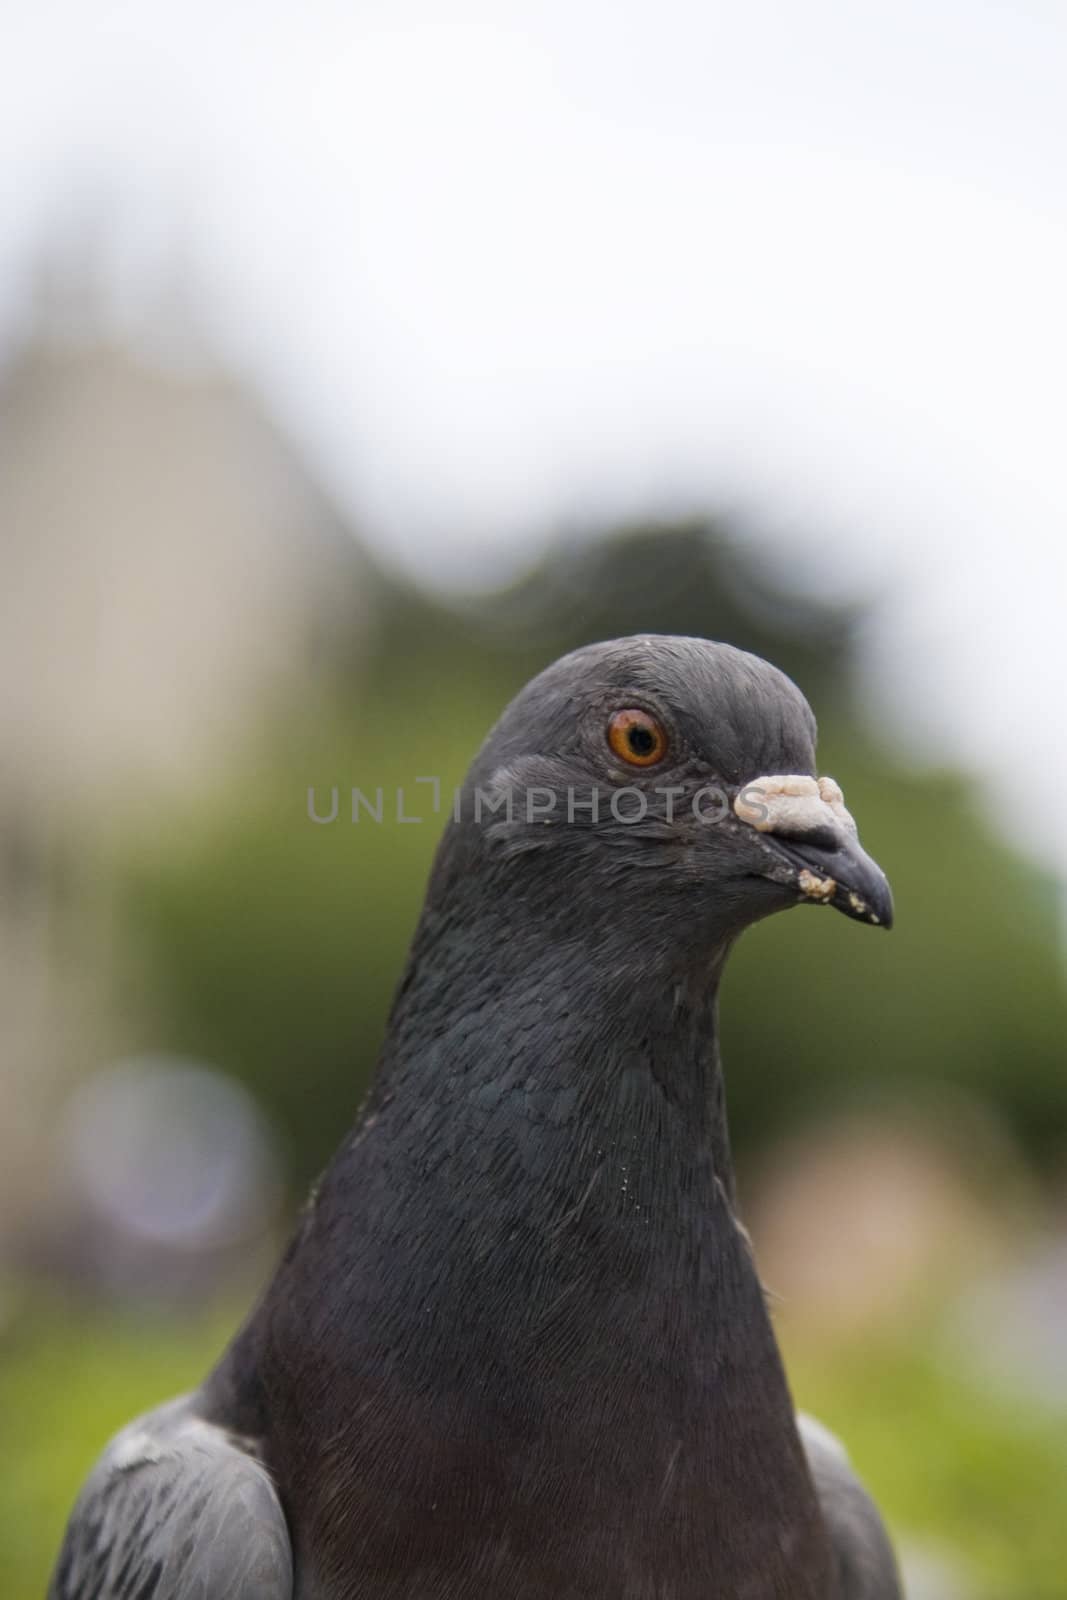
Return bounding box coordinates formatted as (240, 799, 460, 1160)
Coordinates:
(607, 708, 668, 767)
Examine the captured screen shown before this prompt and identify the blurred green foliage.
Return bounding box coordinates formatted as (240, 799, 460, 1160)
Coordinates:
(785, 1327, 1067, 1600)
(121, 521, 1067, 1185)
(0, 1292, 238, 1600)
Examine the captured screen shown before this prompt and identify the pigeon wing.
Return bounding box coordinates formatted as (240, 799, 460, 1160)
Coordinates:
(48, 1394, 293, 1600)
(798, 1413, 902, 1600)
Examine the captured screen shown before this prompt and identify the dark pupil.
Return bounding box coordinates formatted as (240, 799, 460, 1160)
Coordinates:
(627, 724, 656, 756)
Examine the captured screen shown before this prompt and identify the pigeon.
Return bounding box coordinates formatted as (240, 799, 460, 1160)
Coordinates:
(50, 635, 901, 1600)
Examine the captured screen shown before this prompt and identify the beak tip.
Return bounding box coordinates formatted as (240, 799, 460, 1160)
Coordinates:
(792, 848, 893, 930)
(843, 876, 894, 931)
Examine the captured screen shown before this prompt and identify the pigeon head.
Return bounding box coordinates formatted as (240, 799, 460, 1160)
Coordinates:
(430, 635, 891, 970)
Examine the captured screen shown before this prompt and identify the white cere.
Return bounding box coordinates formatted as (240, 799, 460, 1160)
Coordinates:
(733, 773, 858, 840)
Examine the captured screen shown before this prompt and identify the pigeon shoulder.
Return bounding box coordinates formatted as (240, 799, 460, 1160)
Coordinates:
(48, 1392, 292, 1600)
(798, 1412, 903, 1600)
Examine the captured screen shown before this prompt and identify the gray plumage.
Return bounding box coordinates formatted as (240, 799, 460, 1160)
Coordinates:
(51, 636, 902, 1599)
(49, 1397, 291, 1600)
(799, 1415, 902, 1600)
(51, 1400, 898, 1599)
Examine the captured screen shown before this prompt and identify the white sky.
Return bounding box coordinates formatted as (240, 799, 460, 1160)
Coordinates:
(1, 1, 1066, 878)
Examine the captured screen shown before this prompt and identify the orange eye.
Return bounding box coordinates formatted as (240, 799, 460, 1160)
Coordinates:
(607, 708, 668, 767)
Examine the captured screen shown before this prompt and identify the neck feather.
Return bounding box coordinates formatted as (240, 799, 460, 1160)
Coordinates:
(220, 907, 836, 1597)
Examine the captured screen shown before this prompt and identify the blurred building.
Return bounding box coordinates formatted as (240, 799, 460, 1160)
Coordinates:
(0, 282, 369, 1261)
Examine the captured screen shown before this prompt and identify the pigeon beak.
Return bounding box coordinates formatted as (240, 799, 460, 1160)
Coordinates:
(766, 828, 894, 928)
(733, 775, 893, 929)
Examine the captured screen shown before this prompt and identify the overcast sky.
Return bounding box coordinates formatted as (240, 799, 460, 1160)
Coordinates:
(2, 1, 1065, 882)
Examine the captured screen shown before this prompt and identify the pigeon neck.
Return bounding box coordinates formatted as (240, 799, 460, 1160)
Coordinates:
(338, 923, 829, 1592)
(379, 911, 737, 1183)
(363, 912, 759, 1353)
(222, 912, 836, 1598)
